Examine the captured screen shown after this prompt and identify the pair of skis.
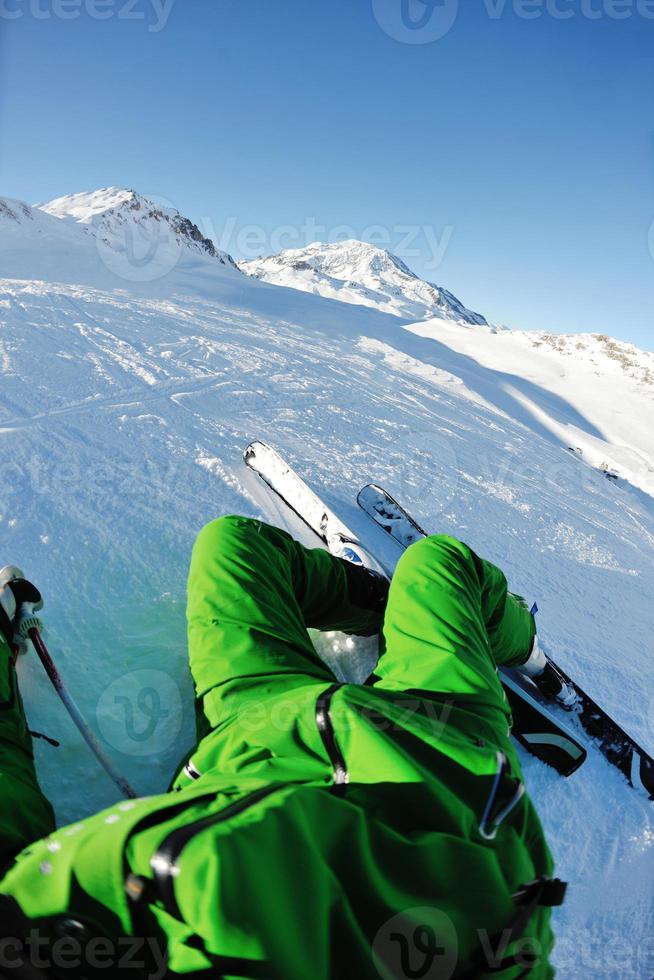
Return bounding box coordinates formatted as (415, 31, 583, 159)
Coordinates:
(244, 440, 654, 800)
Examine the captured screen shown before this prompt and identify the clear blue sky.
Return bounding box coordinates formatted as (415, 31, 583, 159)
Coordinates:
(0, 1, 652, 346)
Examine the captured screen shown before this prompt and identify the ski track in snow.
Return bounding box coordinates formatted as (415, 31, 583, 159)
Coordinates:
(0, 276, 653, 977)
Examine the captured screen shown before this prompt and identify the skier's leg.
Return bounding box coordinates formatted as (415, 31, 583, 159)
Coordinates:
(187, 515, 385, 726)
(374, 533, 535, 716)
(0, 637, 55, 872)
(375, 533, 555, 973)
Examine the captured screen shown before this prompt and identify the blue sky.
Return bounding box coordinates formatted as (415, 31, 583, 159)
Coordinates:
(0, 0, 652, 346)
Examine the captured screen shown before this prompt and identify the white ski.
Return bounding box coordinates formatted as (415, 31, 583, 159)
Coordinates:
(244, 441, 386, 574)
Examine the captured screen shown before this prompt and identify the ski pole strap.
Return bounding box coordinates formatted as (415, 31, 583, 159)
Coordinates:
(28, 728, 60, 747)
(460, 875, 567, 978)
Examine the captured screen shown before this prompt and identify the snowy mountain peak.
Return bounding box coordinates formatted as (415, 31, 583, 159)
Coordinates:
(39, 186, 138, 223)
(241, 240, 487, 325)
(39, 187, 237, 268)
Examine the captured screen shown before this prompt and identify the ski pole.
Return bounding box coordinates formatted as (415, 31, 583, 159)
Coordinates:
(25, 622, 138, 800)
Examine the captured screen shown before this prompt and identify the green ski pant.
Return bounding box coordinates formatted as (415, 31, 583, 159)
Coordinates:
(175, 517, 553, 975)
(0, 516, 553, 978)
(185, 515, 534, 760)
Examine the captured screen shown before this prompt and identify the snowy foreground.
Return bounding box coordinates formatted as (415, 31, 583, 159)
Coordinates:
(1, 189, 653, 978)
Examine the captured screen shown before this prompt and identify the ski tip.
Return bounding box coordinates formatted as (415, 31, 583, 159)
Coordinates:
(357, 483, 384, 501)
(243, 440, 267, 463)
(356, 485, 370, 505)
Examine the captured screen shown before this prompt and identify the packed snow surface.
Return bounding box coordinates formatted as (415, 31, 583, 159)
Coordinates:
(1, 190, 653, 978)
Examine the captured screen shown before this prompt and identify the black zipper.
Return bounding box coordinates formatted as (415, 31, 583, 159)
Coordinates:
(150, 783, 285, 920)
(315, 682, 348, 794)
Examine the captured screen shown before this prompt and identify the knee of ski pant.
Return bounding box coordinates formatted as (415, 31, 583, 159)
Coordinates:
(195, 514, 284, 547)
(195, 513, 259, 544)
(192, 515, 273, 567)
(394, 533, 476, 586)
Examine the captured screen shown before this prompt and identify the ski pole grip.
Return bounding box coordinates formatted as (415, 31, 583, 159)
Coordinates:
(17, 602, 44, 639)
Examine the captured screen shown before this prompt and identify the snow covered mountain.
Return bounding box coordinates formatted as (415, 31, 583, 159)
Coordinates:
(41, 187, 237, 269)
(0, 189, 237, 289)
(1, 186, 653, 976)
(241, 240, 488, 324)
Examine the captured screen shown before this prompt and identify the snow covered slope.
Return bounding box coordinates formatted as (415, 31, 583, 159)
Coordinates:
(1, 188, 653, 977)
(241, 240, 488, 324)
(244, 240, 654, 500)
(0, 196, 101, 283)
(398, 318, 654, 500)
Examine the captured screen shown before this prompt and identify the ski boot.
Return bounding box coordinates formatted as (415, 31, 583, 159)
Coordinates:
(519, 636, 578, 710)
